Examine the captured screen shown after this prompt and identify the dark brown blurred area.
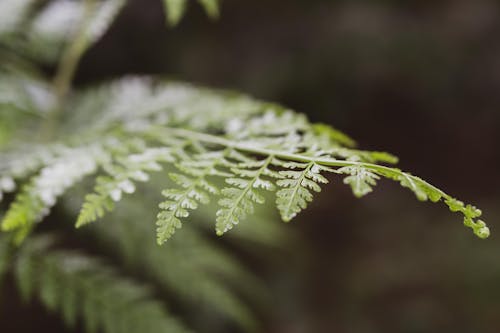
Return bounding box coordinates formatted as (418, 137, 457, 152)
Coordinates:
(7, 0, 500, 332)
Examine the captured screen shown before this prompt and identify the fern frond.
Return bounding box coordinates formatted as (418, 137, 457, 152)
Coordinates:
(1, 77, 490, 243)
(14, 234, 192, 333)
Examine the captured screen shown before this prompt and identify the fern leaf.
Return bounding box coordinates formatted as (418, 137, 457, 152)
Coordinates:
(276, 161, 329, 221)
(0, 76, 489, 241)
(156, 150, 227, 244)
(337, 165, 380, 198)
(76, 194, 262, 330)
(14, 234, 192, 333)
(83, 79, 491, 240)
(216, 155, 275, 236)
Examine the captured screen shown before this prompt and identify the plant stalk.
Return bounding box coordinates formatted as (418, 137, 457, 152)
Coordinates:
(41, 0, 97, 140)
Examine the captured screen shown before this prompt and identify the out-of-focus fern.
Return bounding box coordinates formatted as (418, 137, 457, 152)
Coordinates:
(0, 0, 125, 64)
(10, 234, 191, 333)
(69, 190, 265, 331)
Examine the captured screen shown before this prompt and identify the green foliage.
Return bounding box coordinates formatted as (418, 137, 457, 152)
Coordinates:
(12, 234, 191, 333)
(0, 0, 491, 332)
(72, 191, 265, 330)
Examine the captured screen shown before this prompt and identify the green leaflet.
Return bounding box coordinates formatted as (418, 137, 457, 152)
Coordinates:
(337, 165, 380, 198)
(156, 150, 228, 244)
(215, 155, 275, 236)
(276, 161, 330, 222)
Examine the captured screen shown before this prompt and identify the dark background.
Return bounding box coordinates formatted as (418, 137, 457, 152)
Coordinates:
(5, 0, 500, 332)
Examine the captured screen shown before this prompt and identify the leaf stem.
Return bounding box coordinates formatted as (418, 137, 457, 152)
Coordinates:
(41, 0, 97, 141)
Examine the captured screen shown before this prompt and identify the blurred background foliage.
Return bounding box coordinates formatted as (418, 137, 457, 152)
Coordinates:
(2, 0, 500, 332)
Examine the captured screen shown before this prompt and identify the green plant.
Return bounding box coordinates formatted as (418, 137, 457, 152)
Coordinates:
(0, 0, 490, 332)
